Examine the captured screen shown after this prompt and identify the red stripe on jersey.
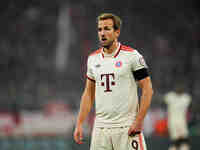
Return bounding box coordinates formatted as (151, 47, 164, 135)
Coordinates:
(114, 45, 121, 58)
(86, 75, 95, 82)
(120, 45, 135, 52)
(139, 133, 144, 150)
(89, 48, 102, 56)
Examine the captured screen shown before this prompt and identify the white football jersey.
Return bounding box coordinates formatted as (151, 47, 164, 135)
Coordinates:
(86, 43, 148, 128)
(164, 91, 191, 139)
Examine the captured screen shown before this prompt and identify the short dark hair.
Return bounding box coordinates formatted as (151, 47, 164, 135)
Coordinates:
(97, 13, 122, 30)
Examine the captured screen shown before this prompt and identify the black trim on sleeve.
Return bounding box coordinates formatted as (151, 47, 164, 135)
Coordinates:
(133, 68, 149, 81)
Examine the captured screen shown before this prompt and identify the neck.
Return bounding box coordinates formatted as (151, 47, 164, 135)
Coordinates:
(103, 41, 118, 54)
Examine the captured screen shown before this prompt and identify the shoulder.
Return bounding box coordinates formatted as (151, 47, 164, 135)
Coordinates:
(87, 48, 101, 63)
(120, 44, 135, 52)
(89, 48, 102, 57)
(120, 44, 142, 57)
(164, 91, 175, 100)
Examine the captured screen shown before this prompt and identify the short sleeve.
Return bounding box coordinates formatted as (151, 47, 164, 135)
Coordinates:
(86, 56, 95, 81)
(131, 50, 148, 71)
(185, 94, 192, 107)
(164, 92, 173, 105)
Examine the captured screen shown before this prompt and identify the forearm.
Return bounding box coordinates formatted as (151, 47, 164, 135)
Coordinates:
(76, 93, 94, 127)
(135, 89, 153, 124)
(135, 79, 153, 124)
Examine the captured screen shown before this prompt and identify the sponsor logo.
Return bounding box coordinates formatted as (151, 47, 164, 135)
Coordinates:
(101, 73, 115, 92)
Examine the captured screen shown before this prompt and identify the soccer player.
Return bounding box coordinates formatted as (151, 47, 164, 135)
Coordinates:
(73, 13, 154, 150)
(164, 83, 191, 150)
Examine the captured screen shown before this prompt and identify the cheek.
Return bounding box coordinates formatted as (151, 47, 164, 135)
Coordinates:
(111, 34, 116, 39)
(98, 33, 101, 39)
(107, 33, 115, 39)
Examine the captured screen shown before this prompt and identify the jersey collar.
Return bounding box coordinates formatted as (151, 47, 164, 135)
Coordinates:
(101, 43, 121, 58)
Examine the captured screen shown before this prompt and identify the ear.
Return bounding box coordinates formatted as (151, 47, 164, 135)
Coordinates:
(115, 29, 120, 37)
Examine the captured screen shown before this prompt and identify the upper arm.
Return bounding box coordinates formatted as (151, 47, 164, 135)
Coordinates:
(138, 77, 153, 93)
(130, 50, 153, 92)
(131, 50, 149, 81)
(86, 56, 95, 81)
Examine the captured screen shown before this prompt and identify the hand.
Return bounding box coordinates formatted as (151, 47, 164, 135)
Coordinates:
(73, 125, 83, 144)
(128, 122, 142, 136)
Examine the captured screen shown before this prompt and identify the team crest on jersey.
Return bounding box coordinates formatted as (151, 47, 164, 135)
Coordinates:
(115, 61, 122, 68)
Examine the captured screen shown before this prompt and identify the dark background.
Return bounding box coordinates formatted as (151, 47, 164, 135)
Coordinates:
(0, 0, 199, 149)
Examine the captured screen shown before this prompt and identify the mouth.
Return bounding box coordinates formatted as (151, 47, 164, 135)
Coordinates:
(101, 37, 107, 41)
(100, 38, 107, 45)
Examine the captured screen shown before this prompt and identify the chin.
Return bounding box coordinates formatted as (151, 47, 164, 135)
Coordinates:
(103, 42, 113, 48)
(101, 43, 109, 48)
(100, 43, 108, 47)
(102, 43, 108, 47)
(103, 45, 110, 49)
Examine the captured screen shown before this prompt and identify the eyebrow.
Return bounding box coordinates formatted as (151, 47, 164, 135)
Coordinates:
(98, 26, 112, 29)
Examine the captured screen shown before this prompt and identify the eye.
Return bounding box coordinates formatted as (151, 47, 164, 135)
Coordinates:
(104, 27, 111, 30)
(98, 28, 102, 32)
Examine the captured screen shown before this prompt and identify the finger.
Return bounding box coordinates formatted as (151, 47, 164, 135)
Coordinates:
(128, 128, 133, 135)
(129, 131, 141, 137)
(79, 131, 83, 144)
(128, 127, 137, 136)
(80, 130, 83, 140)
(74, 131, 81, 144)
(75, 131, 83, 144)
(73, 132, 79, 143)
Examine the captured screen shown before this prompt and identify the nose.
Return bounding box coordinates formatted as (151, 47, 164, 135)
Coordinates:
(99, 29, 105, 36)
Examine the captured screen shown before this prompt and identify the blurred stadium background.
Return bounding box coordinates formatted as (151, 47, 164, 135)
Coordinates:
(0, 0, 199, 149)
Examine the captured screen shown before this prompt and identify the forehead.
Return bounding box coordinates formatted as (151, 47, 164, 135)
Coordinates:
(98, 19, 114, 28)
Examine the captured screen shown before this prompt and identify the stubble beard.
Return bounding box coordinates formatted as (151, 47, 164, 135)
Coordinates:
(101, 40, 114, 49)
